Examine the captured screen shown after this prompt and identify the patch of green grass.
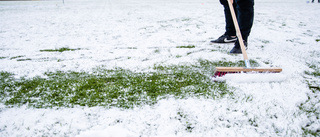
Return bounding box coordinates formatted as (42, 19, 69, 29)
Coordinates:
(0, 72, 16, 97)
(176, 45, 196, 49)
(0, 60, 238, 109)
(10, 55, 25, 60)
(304, 63, 320, 93)
(262, 40, 270, 44)
(186, 49, 206, 56)
(40, 47, 81, 52)
(10, 55, 32, 61)
(176, 55, 182, 58)
(300, 62, 320, 136)
(316, 39, 320, 42)
(302, 128, 320, 137)
(305, 63, 320, 79)
(175, 110, 194, 133)
(0, 57, 6, 59)
(181, 17, 191, 22)
(17, 58, 32, 61)
(126, 47, 137, 49)
(154, 49, 161, 54)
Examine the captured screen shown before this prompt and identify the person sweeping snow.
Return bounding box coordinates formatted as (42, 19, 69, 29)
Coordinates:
(211, 0, 254, 54)
(212, 0, 282, 79)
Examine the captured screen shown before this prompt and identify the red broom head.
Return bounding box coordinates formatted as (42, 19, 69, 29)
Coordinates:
(213, 67, 282, 78)
(213, 71, 240, 78)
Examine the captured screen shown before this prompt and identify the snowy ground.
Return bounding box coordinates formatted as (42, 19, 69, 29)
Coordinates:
(1, 0, 320, 136)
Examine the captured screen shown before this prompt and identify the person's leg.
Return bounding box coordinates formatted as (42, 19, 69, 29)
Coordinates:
(220, 0, 237, 36)
(234, 0, 254, 48)
(229, 0, 254, 53)
(211, 0, 237, 43)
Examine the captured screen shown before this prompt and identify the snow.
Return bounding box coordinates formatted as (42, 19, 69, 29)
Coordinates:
(1, 0, 320, 136)
(216, 73, 288, 83)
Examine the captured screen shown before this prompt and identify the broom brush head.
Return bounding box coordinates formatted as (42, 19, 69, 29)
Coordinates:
(213, 67, 282, 77)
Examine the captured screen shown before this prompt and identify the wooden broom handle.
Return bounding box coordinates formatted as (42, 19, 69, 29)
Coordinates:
(227, 0, 249, 61)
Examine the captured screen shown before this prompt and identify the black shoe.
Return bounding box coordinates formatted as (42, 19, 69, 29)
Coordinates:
(211, 34, 237, 43)
(230, 40, 247, 54)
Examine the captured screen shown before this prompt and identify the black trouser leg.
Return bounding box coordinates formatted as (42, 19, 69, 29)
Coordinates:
(220, 0, 237, 37)
(235, 0, 254, 43)
(220, 0, 254, 48)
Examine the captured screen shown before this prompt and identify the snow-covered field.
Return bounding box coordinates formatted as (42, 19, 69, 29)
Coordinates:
(1, 0, 320, 136)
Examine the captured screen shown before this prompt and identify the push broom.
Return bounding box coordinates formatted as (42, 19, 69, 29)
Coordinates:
(213, 0, 282, 78)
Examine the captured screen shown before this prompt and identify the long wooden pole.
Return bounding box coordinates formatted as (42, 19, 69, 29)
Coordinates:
(227, 0, 251, 68)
